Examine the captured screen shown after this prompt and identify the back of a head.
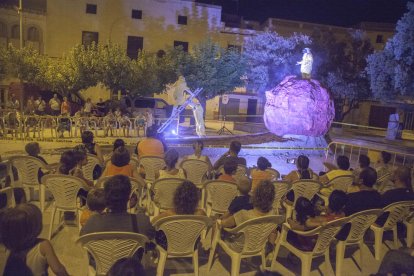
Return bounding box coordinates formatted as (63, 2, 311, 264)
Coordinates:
(0, 203, 42, 251)
(223, 159, 237, 175)
(25, 142, 40, 156)
(381, 151, 392, 164)
(229, 141, 242, 155)
(59, 150, 77, 174)
(297, 155, 310, 179)
(107, 257, 146, 276)
(113, 139, 125, 151)
(295, 197, 315, 224)
(174, 181, 199, 214)
(87, 188, 106, 212)
(359, 155, 370, 169)
(146, 126, 157, 138)
(111, 146, 131, 167)
(328, 190, 348, 213)
(104, 175, 131, 212)
(394, 166, 412, 190)
(337, 155, 350, 170)
(81, 130, 94, 144)
(164, 149, 179, 168)
(252, 180, 275, 213)
(359, 167, 377, 188)
(257, 157, 271, 171)
(237, 176, 252, 195)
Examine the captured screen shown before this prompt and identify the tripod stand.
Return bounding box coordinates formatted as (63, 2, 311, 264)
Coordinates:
(217, 102, 233, 135)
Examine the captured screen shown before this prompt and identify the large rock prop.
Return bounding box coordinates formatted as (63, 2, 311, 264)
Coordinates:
(264, 75, 335, 137)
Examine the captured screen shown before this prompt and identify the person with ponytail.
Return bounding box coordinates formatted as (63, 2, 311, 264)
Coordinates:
(0, 204, 69, 276)
(284, 155, 317, 184)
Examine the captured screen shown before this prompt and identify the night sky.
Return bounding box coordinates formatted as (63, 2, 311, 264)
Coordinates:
(197, 0, 410, 26)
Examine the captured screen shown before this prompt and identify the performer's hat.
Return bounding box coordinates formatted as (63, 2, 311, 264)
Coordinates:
(303, 47, 311, 53)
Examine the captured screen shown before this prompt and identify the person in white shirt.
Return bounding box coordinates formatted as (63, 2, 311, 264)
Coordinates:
(296, 47, 313, 79)
(35, 96, 46, 115)
(84, 98, 93, 116)
(49, 94, 61, 116)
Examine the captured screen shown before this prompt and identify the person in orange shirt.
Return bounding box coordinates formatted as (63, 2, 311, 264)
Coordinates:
(218, 159, 237, 182)
(102, 146, 138, 178)
(250, 157, 273, 192)
(60, 97, 71, 116)
(80, 188, 106, 227)
(136, 126, 165, 158)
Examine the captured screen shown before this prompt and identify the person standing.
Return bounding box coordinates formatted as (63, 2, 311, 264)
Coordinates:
(49, 94, 61, 116)
(84, 98, 93, 116)
(35, 96, 46, 115)
(296, 48, 313, 79)
(60, 97, 71, 116)
(7, 94, 20, 110)
(26, 96, 35, 114)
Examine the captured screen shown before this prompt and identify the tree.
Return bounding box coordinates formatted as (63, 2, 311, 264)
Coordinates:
(242, 31, 311, 93)
(312, 29, 374, 120)
(366, 2, 414, 100)
(180, 39, 246, 103)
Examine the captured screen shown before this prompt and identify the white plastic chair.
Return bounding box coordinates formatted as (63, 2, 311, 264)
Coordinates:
(181, 159, 209, 187)
(370, 201, 414, 260)
(208, 215, 283, 276)
(9, 155, 48, 212)
(151, 178, 185, 216)
(138, 156, 166, 183)
(376, 173, 393, 194)
(284, 180, 321, 220)
(318, 175, 354, 204)
(42, 174, 86, 239)
(152, 215, 211, 276)
(0, 160, 15, 208)
(77, 232, 149, 276)
(271, 218, 350, 276)
(83, 154, 102, 182)
(266, 168, 280, 181)
(404, 214, 414, 247)
(203, 180, 238, 217)
(272, 181, 291, 215)
(335, 209, 383, 276)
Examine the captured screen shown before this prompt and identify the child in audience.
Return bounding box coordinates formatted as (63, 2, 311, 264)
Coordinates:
(182, 140, 212, 170)
(218, 159, 237, 182)
(307, 190, 348, 227)
(221, 177, 253, 219)
(80, 188, 106, 227)
(156, 149, 186, 179)
(0, 203, 69, 276)
(250, 157, 273, 192)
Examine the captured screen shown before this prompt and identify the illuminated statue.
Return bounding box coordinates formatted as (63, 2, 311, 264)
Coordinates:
(296, 47, 313, 79)
(188, 100, 206, 137)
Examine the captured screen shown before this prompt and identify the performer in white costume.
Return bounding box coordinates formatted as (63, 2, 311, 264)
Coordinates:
(166, 76, 189, 130)
(296, 47, 313, 79)
(188, 101, 206, 137)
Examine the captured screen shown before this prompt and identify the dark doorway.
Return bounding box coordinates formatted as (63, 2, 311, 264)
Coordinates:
(368, 105, 396, 128)
(247, 98, 257, 122)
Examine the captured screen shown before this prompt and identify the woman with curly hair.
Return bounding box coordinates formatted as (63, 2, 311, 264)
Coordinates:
(151, 181, 206, 249)
(219, 180, 275, 228)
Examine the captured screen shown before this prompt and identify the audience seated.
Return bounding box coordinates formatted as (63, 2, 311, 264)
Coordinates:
(0, 204, 69, 276)
(343, 167, 382, 216)
(80, 175, 155, 239)
(307, 190, 348, 227)
(182, 140, 212, 169)
(80, 188, 106, 227)
(375, 151, 395, 193)
(219, 180, 275, 228)
(107, 257, 146, 276)
(320, 155, 353, 184)
(81, 131, 104, 165)
(156, 149, 186, 179)
(217, 159, 237, 182)
(213, 141, 246, 171)
(25, 142, 48, 182)
(284, 155, 318, 184)
(352, 154, 371, 183)
(102, 146, 139, 178)
(250, 157, 273, 192)
(105, 138, 125, 162)
(151, 181, 206, 249)
(221, 177, 253, 220)
(136, 126, 165, 159)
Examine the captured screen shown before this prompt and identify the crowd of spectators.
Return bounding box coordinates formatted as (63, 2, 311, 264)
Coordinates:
(0, 136, 414, 275)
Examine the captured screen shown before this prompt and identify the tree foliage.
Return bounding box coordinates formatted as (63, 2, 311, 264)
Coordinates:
(243, 31, 311, 93)
(366, 2, 414, 99)
(180, 39, 246, 102)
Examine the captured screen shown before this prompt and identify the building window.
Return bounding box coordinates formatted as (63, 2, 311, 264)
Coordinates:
(376, 35, 384, 43)
(86, 4, 97, 14)
(131, 9, 142, 19)
(174, 40, 189, 52)
(228, 44, 241, 52)
(27, 27, 40, 41)
(82, 31, 99, 47)
(178, 15, 187, 25)
(0, 22, 6, 37)
(127, 36, 143, 59)
(11, 25, 19, 39)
